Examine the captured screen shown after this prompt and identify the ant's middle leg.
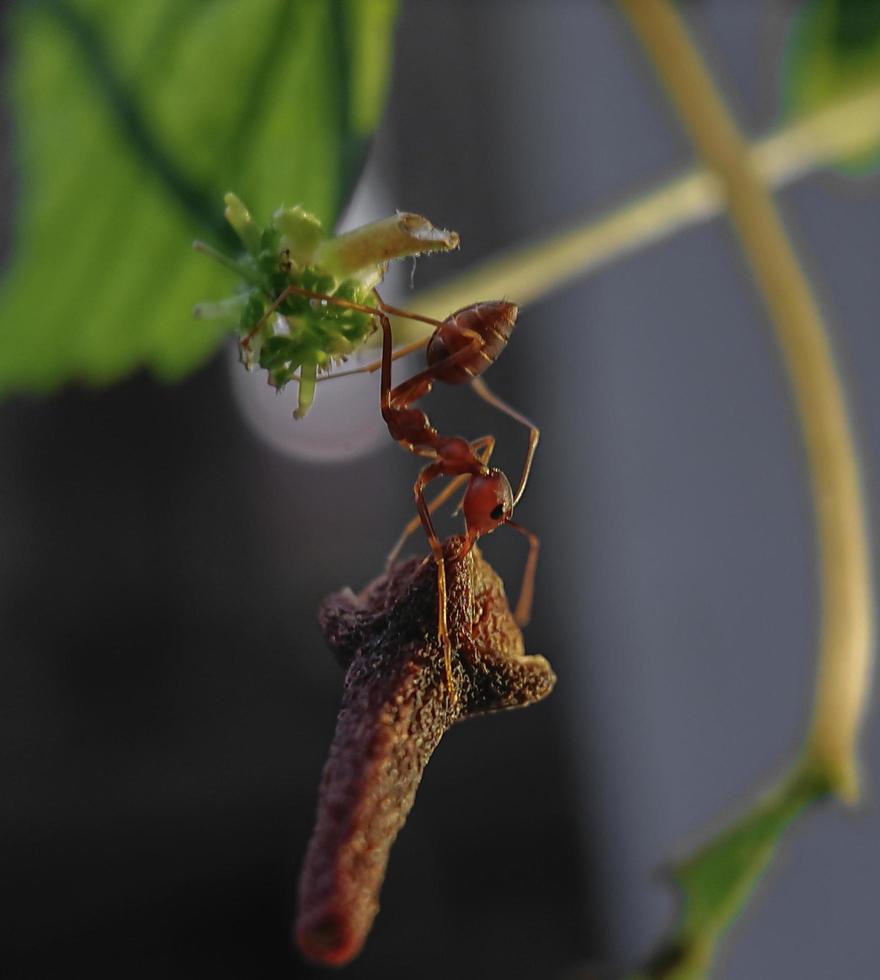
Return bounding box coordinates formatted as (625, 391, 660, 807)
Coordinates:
(274, 287, 480, 423)
(507, 520, 541, 628)
(282, 286, 437, 383)
(241, 284, 389, 355)
(265, 286, 399, 409)
(313, 337, 430, 383)
(312, 282, 445, 383)
(386, 436, 496, 568)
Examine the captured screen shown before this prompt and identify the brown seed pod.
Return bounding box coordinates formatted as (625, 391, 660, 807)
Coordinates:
(295, 539, 556, 966)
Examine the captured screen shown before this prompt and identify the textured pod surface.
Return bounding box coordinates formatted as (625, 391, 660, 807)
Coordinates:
(296, 540, 555, 966)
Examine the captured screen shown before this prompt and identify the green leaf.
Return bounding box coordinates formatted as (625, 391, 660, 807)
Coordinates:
(0, 0, 398, 394)
(781, 0, 880, 175)
(628, 765, 830, 980)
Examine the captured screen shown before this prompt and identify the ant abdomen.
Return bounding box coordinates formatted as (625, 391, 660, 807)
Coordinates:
(426, 301, 518, 385)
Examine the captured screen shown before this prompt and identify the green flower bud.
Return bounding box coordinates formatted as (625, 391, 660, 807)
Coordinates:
(273, 205, 325, 267)
(224, 193, 263, 255)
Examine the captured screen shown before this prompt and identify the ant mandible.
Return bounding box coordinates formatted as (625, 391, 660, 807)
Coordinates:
(252, 285, 540, 703)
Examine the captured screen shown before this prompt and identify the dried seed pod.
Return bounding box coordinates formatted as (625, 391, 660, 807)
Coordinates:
(296, 540, 556, 966)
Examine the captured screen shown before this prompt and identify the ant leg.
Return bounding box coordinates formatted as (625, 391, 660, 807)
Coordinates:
(242, 283, 386, 351)
(282, 286, 441, 340)
(474, 433, 497, 465)
(373, 289, 445, 330)
(241, 284, 297, 349)
(387, 476, 466, 569)
(414, 461, 458, 705)
(281, 285, 386, 318)
(506, 521, 540, 628)
(281, 288, 483, 421)
(311, 285, 442, 381)
(273, 287, 442, 420)
(386, 327, 484, 413)
(314, 337, 430, 383)
(386, 436, 496, 568)
(469, 376, 540, 507)
(242, 285, 442, 377)
(311, 285, 443, 382)
(273, 286, 396, 412)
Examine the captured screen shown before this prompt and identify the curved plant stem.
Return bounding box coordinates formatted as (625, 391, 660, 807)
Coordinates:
(620, 0, 873, 804)
(389, 5, 875, 804)
(398, 83, 880, 333)
(611, 1, 873, 975)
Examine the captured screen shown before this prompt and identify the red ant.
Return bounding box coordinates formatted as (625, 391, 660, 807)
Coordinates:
(253, 286, 540, 702)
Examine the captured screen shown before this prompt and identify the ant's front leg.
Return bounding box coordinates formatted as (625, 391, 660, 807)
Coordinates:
(413, 459, 460, 707)
(241, 284, 297, 350)
(386, 436, 496, 568)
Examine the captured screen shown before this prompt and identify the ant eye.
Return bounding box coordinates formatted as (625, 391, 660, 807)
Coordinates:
(490, 504, 505, 520)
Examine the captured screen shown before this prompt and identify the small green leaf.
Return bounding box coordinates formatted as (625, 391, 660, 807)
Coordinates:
(781, 0, 880, 175)
(0, 0, 398, 394)
(629, 764, 830, 980)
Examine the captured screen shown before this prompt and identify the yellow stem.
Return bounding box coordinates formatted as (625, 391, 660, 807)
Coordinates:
(619, 0, 873, 802)
(400, 83, 880, 327)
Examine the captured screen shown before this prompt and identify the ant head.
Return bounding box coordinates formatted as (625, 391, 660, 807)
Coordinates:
(463, 469, 514, 538)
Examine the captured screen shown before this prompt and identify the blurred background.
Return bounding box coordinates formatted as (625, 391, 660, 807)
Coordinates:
(1, 2, 878, 978)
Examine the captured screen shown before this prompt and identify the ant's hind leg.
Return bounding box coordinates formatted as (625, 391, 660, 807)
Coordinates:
(319, 286, 445, 380)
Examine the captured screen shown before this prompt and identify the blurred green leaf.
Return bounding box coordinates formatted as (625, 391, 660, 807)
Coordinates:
(0, 0, 398, 393)
(627, 765, 829, 980)
(781, 0, 880, 175)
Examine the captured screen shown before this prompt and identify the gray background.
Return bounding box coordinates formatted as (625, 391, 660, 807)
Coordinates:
(1, 2, 878, 979)
(379, 1, 880, 976)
